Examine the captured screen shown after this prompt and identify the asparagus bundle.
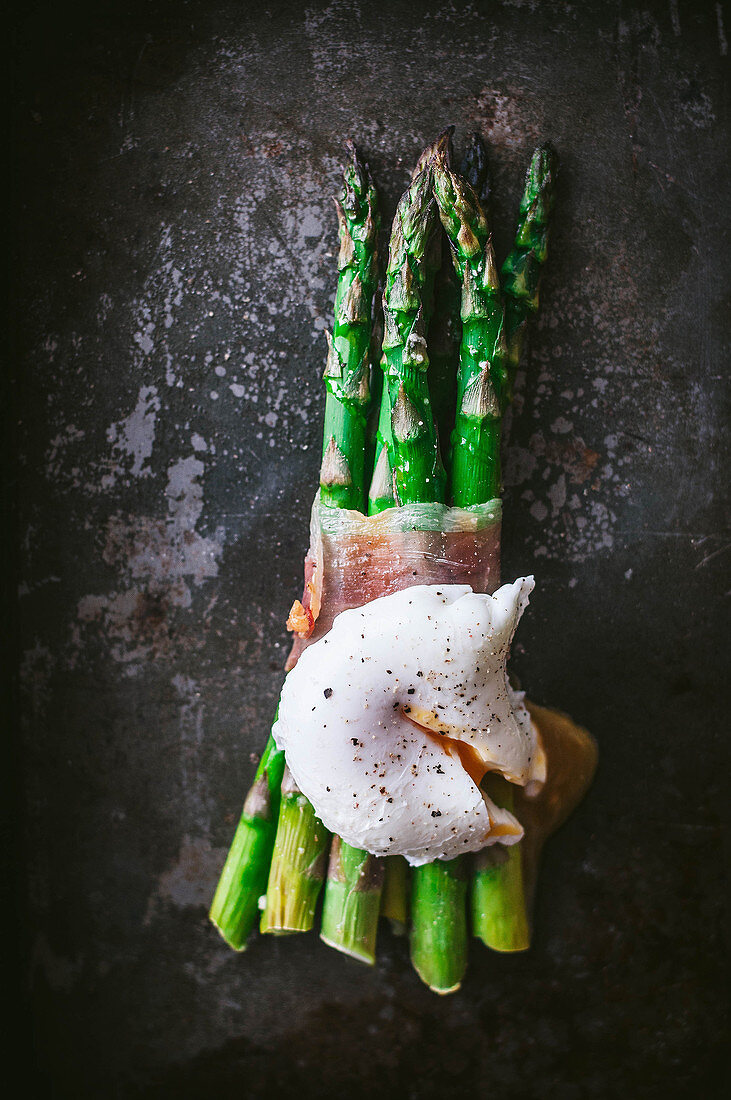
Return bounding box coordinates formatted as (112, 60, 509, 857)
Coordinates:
(211, 133, 575, 990)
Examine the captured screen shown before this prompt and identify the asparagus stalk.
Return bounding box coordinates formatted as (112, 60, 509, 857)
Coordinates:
(342, 139, 449, 951)
(369, 136, 447, 512)
(471, 779, 530, 951)
(498, 144, 558, 407)
(263, 145, 380, 937)
(368, 135, 454, 953)
(317, 145, 386, 961)
(320, 141, 379, 509)
(432, 146, 505, 506)
(410, 143, 508, 991)
(209, 732, 285, 949)
(410, 858, 469, 995)
(428, 132, 492, 477)
(321, 836, 385, 963)
(260, 766, 329, 933)
(468, 145, 558, 952)
(370, 139, 470, 992)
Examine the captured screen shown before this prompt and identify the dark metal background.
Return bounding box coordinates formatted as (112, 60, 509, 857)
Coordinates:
(10, 0, 729, 1096)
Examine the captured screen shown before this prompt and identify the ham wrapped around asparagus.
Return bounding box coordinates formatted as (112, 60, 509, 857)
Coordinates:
(210, 133, 597, 992)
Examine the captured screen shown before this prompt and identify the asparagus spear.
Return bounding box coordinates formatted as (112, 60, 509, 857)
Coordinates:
(260, 765, 329, 933)
(367, 139, 470, 992)
(321, 836, 385, 962)
(214, 142, 378, 940)
(369, 136, 447, 512)
(411, 858, 469, 995)
(317, 146, 386, 961)
(428, 132, 492, 476)
(471, 778, 530, 951)
(432, 145, 505, 506)
(498, 144, 558, 407)
(360, 135, 451, 953)
(409, 146, 504, 994)
(320, 141, 379, 509)
(263, 146, 380, 939)
(368, 137, 447, 934)
(209, 732, 285, 949)
(470, 145, 558, 952)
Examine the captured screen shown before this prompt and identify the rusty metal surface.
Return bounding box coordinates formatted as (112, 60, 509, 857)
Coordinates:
(10, 0, 728, 1096)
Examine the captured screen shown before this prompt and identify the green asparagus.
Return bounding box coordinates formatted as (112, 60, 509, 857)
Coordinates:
(471, 779, 530, 951)
(410, 146, 505, 994)
(369, 136, 447, 512)
(320, 141, 380, 510)
(321, 836, 385, 963)
(469, 145, 558, 952)
(410, 858, 469, 995)
(318, 145, 385, 960)
(367, 138, 472, 992)
(498, 144, 558, 407)
(212, 133, 562, 981)
(261, 765, 330, 933)
(432, 145, 505, 507)
(209, 732, 285, 949)
(428, 132, 492, 476)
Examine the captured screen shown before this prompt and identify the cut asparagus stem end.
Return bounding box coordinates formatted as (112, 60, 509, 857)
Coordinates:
(209, 815, 273, 951)
(261, 768, 330, 933)
(320, 838, 384, 965)
(472, 777, 531, 952)
(472, 843, 530, 952)
(209, 734, 285, 951)
(410, 858, 468, 994)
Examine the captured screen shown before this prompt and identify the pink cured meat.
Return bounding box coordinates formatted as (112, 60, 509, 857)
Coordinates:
(286, 495, 502, 670)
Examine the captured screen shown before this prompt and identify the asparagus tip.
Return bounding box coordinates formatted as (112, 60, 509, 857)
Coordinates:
(434, 124, 455, 155)
(528, 143, 559, 195)
(412, 126, 454, 178)
(460, 131, 491, 209)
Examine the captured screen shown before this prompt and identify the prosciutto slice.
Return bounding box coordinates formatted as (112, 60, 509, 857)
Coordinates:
(286, 493, 502, 670)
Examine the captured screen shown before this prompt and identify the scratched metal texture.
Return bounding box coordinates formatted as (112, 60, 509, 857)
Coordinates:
(10, 0, 729, 1096)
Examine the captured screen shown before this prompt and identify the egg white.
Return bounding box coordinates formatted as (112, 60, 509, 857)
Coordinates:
(273, 579, 543, 865)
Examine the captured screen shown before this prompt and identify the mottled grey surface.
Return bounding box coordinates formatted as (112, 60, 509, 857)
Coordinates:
(11, 0, 729, 1096)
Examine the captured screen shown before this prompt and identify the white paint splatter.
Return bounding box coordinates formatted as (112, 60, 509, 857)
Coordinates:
(75, 457, 225, 664)
(106, 385, 160, 480)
